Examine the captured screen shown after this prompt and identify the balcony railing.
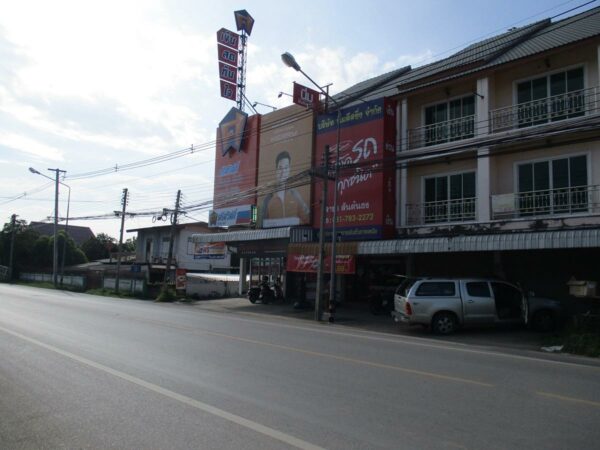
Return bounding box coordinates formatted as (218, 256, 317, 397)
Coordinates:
(406, 197, 477, 225)
(490, 86, 600, 133)
(407, 115, 475, 149)
(491, 185, 600, 220)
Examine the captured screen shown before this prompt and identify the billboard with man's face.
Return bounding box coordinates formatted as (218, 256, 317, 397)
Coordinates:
(258, 106, 314, 228)
(313, 98, 396, 240)
(211, 113, 259, 227)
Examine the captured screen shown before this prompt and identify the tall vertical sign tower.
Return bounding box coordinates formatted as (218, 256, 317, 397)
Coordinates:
(233, 10, 254, 111)
(216, 10, 254, 112)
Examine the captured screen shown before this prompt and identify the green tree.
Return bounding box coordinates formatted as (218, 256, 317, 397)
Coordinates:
(122, 236, 137, 253)
(81, 233, 117, 261)
(57, 231, 88, 266)
(0, 219, 40, 277)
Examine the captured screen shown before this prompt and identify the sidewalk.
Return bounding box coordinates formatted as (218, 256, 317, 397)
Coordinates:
(189, 297, 556, 353)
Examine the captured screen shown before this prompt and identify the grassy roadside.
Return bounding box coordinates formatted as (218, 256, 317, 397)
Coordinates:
(543, 316, 600, 357)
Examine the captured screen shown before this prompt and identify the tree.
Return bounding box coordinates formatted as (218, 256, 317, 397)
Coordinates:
(81, 233, 117, 261)
(56, 231, 88, 266)
(123, 236, 137, 253)
(0, 219, 40, 278)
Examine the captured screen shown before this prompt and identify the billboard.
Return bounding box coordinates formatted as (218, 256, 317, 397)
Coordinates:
(192, 242, 227, 260)
(293, 82, 320, 110)
(258, 106, 314, 228)
(286, 254, 356, 274)
(313, 98, 396, 240)
(212, 114, 260, 227)
(216, 28, 240, 49)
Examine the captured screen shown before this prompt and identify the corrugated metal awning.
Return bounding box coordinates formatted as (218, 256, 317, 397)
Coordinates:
(288, 242, 359, 256)
(192, 227, 291, 243)
(358, 229, 600, 255)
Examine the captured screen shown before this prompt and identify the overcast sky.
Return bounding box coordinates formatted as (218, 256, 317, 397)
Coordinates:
(0, 0, 595, 239)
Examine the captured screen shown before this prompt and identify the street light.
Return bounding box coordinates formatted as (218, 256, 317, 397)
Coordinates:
(252, 101, 277, 111)
(29, 167, 68, 287)
(282, 51, 342, 322)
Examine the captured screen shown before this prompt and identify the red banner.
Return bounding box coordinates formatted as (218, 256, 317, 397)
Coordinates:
(286, 253, 355, 274)
(217, 44, 238, 66)
(313, 98, 396, 240)
(175, 268, 187, 290)
(216, 28, 240, 50)
(220, 80, 237, 101)
(293, 82, 320, 110)
(219, 62, 238, 84)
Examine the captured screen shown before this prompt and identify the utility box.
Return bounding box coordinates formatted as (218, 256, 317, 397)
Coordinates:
(567, 278, 597, 298)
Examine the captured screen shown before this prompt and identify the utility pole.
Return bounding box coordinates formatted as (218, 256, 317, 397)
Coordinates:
(59, 182, 71, 287)
(115, 188, 129, 294)
(8, 214, 17, 282)
(49, 168, 66, 287)
(163, 190, 181, 291)
(314, 146, 330, 321)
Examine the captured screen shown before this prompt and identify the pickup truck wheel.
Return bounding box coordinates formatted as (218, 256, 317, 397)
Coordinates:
(531, 310, 555, 332)
(431, 312, 457, 335)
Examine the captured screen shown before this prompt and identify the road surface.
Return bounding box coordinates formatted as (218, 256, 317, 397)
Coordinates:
(1, 284, 599, 449)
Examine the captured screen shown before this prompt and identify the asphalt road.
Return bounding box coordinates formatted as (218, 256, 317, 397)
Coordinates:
(1, 284, 599, 450)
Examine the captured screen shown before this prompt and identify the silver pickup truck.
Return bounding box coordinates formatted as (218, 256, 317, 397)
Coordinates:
(392, 278, 562, 334)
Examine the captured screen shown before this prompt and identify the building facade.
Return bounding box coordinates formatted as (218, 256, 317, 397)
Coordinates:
(198, 7, 600, 303)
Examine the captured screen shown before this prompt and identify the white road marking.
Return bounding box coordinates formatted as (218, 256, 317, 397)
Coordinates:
(0, 324, 326, 450)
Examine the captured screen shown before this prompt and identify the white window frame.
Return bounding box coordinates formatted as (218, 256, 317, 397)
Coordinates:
(421, 93, 478, 126)
(420, 169, 478, 223)
(512, 64, 587, 106)
(512, 151, 591, 216)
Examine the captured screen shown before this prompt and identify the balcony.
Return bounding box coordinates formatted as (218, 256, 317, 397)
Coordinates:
(491, 185, 600, 220)
(406, 197, 477, 226)
(407, 115, 475, 149)
(490, 87, 600, 133)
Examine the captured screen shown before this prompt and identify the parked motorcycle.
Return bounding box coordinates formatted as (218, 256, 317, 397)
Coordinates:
(247, 278, 284, 304)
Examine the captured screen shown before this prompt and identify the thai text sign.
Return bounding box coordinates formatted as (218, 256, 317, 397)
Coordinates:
(286, 253, 355, 274)
(313, 98, 396, 240)
(220, 80, 237, 101)
(293, 82, 320, 110)
(217, 44, 238, 66)
(219, 62, 238, 84)
(216, 28, 240, 49)
(193, 242, 226, 260)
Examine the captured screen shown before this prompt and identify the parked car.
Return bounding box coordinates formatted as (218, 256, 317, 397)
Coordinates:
(392, 278, 563, 334)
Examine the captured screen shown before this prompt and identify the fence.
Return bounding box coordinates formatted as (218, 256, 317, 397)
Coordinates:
(20, 272, 86, 289)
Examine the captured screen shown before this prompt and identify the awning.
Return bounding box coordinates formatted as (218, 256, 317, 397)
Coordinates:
(358, 229, 600, 255)
(192, 227, 291, 243)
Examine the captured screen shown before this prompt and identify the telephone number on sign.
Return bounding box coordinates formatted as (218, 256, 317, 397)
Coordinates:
(327, 213, 374, 224)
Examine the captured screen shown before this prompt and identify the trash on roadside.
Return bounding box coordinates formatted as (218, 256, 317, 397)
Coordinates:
(541, 345, 564, 353)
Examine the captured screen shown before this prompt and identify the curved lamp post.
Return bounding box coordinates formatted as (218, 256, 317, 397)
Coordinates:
(281, 52, 342, 322)
(29, 167, 70, 287)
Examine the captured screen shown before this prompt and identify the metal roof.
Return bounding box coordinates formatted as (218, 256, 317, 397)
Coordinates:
(191, 227, 291, 243)
(358, 229, 600, 255)
(335, 7, 600, 104)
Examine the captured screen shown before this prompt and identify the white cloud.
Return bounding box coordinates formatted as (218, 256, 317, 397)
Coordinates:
(0, 132, 63, 161)
(382, 50, 435, 72)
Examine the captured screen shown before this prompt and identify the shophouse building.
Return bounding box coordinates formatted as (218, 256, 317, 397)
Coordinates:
(198, 7, 600, 303)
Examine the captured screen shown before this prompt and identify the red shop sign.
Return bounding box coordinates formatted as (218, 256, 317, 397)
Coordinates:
(286, 253, 355, 274)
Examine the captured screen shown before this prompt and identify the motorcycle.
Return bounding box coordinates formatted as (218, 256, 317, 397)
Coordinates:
(247, 280, 284, 304)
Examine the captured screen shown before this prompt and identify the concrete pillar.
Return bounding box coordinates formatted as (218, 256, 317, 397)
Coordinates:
(477, 147, 491, 223)
(476, 77, 490, 136)
(239, 257, 248, 295)
(397, 98, 409, 228)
